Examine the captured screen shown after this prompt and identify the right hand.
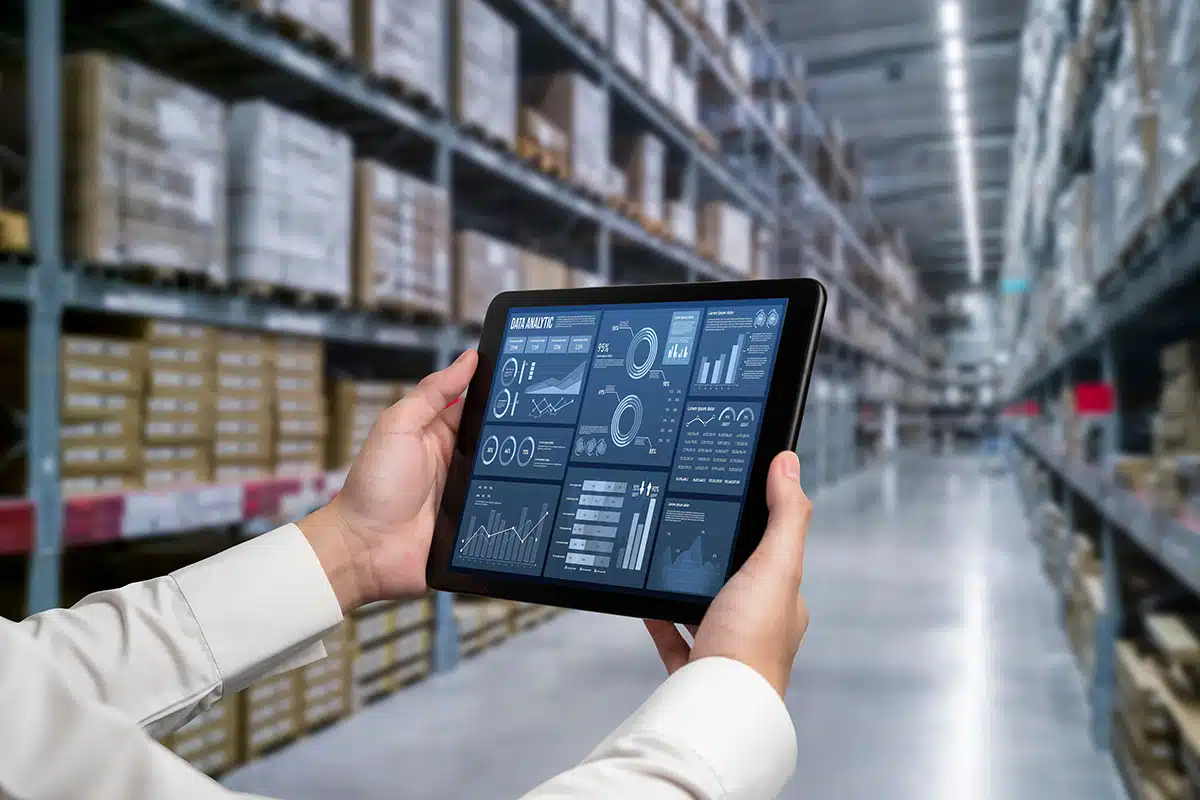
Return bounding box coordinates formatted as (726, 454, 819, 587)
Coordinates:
(644, 450, 812, 697)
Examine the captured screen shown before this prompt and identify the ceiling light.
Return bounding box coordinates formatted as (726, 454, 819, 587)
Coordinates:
(949, 91, 968, 116)
(945, 37, 965, 64)
(947, 64, 966, 90)
(953, 114, 969, 137)
(940, 2, 962, 33)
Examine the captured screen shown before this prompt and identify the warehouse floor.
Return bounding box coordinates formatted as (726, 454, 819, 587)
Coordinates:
(224, 456, 1125, 800)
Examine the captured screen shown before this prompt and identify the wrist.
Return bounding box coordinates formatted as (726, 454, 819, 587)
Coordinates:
(298, 501, 374, 613)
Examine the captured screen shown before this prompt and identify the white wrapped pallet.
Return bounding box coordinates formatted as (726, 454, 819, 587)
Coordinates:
(1158, 0, 1200, 205)
(1054, 176, 1094, 321)
(523, 73, 610, 195)
(671, 66, 697, 127)
(700, 202, 751, 275)
(228, 101, 353, 299)
(667, 201, 696, 246)
(353, 0, 445, 110)
(452, 0, 518, 148)
(564, 0, 608, 46)
(646, 10, 673, 107)
(250, 0, 352, 58)
(613, 0, 646, 81)
(1111, 0, 1160, 256)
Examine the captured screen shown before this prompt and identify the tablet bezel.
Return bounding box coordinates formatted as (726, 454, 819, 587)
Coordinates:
(427, 277, 826, 625)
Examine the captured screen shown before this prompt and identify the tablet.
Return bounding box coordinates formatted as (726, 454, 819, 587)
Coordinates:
(429, 278, 825, 624)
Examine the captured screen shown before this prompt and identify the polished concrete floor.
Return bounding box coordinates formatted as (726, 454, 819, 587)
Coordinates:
(225, 457, 1125, 799)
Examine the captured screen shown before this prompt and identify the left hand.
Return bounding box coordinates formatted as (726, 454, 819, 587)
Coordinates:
(299, 350, 478, 611)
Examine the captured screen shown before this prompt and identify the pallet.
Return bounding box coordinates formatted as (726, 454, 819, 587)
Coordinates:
(605, 195, 636, 217)
(363, 297, 451, 327)
(634, 210, 669, 239)
(270, 12, 353, 67)
(368, 72, 442, 115)
(697, 242, 717, 263)
(517, 136, 569, 181)
(237, 280, 351, 311)
(80, 261, 219, 292)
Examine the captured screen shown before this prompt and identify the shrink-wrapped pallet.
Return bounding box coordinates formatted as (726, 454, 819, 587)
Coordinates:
(523, 73, 610, 195)
(613, 0, 646, 81)
(455, 231, 521, 326)
(353, 0, 445, 109)
(452, 0, 518, 148)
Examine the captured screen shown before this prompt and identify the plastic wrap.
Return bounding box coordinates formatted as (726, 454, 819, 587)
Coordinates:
(1091, 84, 1118, 279)
(1158, 0, 1200, 204)
(353, 0, 445, 110)
(1111, 0, 1160, 255)
(1053, 175, 1094, 321)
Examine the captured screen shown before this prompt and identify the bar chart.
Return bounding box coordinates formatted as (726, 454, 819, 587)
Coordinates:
(696, 334, 746, 387)
(452, 480, 561, 576)
(691, 304, 786, 398)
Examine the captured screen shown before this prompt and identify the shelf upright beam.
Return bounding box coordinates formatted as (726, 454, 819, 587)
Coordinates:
(430, 4, 459, 674)
(1092, 335, 1121, 752)
(24, 0, 66, 614)
(599, 58, 614, 285)
(683, 44, 700, 283)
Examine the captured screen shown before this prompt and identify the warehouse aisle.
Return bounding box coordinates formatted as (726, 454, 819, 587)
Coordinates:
(224, 457, 1122, 800)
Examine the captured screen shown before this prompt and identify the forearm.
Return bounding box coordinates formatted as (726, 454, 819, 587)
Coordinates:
(17, 523, 343, 737)
(524, 658, 797, 799)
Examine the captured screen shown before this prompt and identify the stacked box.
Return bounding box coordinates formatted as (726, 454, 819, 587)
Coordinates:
(455, 231, 522, 326)
(349, 598, 433, 706)
(1158, 0, 1200, 206)
(213, 331, 274, 484)
(523, 73, 609, 196)
(671, 66, 698, 128)
(519, 108, 570, 172)
(158, 695, 241, 776)
(353, 0, 445, 109)
(605, 163, 628, 205)
(1111, 0, 1161, 256)
(699, 202, 752, 275)
(243, 671, 301, 759)
(353, 161, 451, 316)
(667, 201, 696, 247)
(298, 624, 352, 731)
(646, 10, 673, 106)
(248, 0, 351, 58)
(1114, 642, 1177, 780)
(520, 250, 571, 290)
(62, 53, 227, 282)
(563, 0, 608, 46)
(141, 321, 215, 489)
(1154, 338, 1200, 514)
(229, 102, 353, 299)
(752, 226, 774, 279)
(613, 0, 646, 81)
(330, 380, 408, 467)
(452, 0, 518, 148)
(616, 134, 665, 223)
(54, 336, 146, 496)
(0, 210, 29, 253)
(274, 338, 327, 477)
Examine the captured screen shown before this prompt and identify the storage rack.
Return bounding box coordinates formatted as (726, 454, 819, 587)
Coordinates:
(0, 0, 964, 680)
(1001, 0, 1200, 784)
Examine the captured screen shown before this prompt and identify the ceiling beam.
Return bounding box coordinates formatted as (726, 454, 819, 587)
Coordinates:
(804, 29, 1021, 78)
(871, 181, 1008, 202)
(864, 126, 1015, 158)
(912, 229, 1005, 246)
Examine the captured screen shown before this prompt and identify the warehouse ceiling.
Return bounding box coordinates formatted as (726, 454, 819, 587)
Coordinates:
(766, 0, 1025, 298)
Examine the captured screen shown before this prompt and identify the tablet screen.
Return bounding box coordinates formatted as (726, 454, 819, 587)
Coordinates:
(450, 298, 787, 598)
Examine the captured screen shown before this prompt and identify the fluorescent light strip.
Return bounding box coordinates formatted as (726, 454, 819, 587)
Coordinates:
(941, 0, 982, 284)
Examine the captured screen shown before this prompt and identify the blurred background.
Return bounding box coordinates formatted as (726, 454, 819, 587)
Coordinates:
(0, 0, 1197, 797)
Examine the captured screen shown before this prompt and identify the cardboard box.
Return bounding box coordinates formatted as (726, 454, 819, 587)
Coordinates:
(61, 473, 140, 497)
(455, 231, 521, 326)
(523, 73, 609, 195)
(278, 412, 328, 439)
(353, 0, 445, 109)
(520, 250, 571, 291)
(213, 435, 273, 465)
(248, 0, 351, 57)
(671, 66, 697, 127)
(274, 340, 323, 376)
(613, 0, 646, 80)
(61, 441, 140, 475)
(215, 415, 273, 439)
(158, 694, 241, 776)
(143, 444, 210, 473)
(617, 134, 665, 222)
(645, 10, 673, 105)
(147, 367, 213, 396)
(518, 107, 568, 167)
(353, 161, 451, 316)
(61, 408, 140, 448)
(1114, 454, 1156, 492)
(61, 53, 228, 283)
(563, 0, 608, 46)
(229, 101, 353, 298)
(216, 372, 268, 396)
(452, 0, 518, 148)
(214, 465, 270, 484)
(141, 320, 213, 347)
(605, 162, 627, 203)
(667, 202, 696, 246)
(1163, 338, 1200, 376)
(699, 202, 752, 275)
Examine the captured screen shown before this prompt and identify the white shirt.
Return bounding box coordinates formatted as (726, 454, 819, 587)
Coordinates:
(1, 524, 796, 799)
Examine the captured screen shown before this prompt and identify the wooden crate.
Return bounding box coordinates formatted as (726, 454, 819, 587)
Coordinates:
(159, 695, 242, 777)
(242, 671, 302, 759)
(349, 597, 434, 706)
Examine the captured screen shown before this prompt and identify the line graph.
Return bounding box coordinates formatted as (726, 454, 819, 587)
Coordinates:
(530, 397, 575, 418)
(453, 481, 562, 574)
(686, 414, 714, 427)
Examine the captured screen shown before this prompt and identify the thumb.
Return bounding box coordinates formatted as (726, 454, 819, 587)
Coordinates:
(747, 451, 812, 583)
(391, 350, 478, 431)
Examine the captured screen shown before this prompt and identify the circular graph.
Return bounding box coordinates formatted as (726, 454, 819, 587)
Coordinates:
(500, 358, 519, 386)
(596, 439, 608, 455)
(499, 436, 518, 466)
(480, 435, 500, 465)
(737, 407, 756, 423)
(754, 310, 767, 328)
(611, 394, 644, 448)
(492, 389, 514, 419)
(574, 437, 585, 455)
(767, 309, 780, 328)
(719, 406, 737, 423)
(586, 438, 597, 455)
(517, 437, 536, 467)
(626, 327, 659, 380)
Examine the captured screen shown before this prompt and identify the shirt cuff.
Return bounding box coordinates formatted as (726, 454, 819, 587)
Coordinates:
(170, 523, 344, 694)
(595, 657, 797, 798)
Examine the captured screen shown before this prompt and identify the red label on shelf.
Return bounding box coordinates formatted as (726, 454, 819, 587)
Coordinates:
(1074, 383, 1115, 415)
(0, 499, 34, 554)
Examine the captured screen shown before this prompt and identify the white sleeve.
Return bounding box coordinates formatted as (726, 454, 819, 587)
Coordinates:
(15, 523, 343, 738)
(522, 657, 797, 799)
(0, 612, 271, 799)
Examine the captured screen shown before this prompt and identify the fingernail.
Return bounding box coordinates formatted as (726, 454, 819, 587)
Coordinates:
(453, 350, 470, 364)
(783, 452, 800, 481)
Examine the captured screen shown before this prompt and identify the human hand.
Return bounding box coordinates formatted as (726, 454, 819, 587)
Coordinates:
(299, 350, 478, 612)
(644, 451, 811, 697)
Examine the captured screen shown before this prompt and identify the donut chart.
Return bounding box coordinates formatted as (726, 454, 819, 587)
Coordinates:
(626, 327, 659, 380)
(610, 394, 644, 448)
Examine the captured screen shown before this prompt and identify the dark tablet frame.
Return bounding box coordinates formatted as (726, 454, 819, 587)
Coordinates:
(427, 277, 826, 625)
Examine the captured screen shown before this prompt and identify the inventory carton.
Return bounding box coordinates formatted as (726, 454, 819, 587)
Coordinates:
(699, 202, 752, 275)
(520, 251, 571, 291)
(646, 11, 673, 105)
(616, 134, 665, 223)
(523, 74, 609, 195)
(455, 231, 521, 326)
(353, 0, 445, 109)
(452, 0, 518, 148)
(563, 0, 608, 45)
(667, 202, 696, 246)
(612, 0, 646, 80)
(246, 0, 351, 57)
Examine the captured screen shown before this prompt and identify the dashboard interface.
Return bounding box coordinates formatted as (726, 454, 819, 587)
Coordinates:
(450, 299, 787, 598)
